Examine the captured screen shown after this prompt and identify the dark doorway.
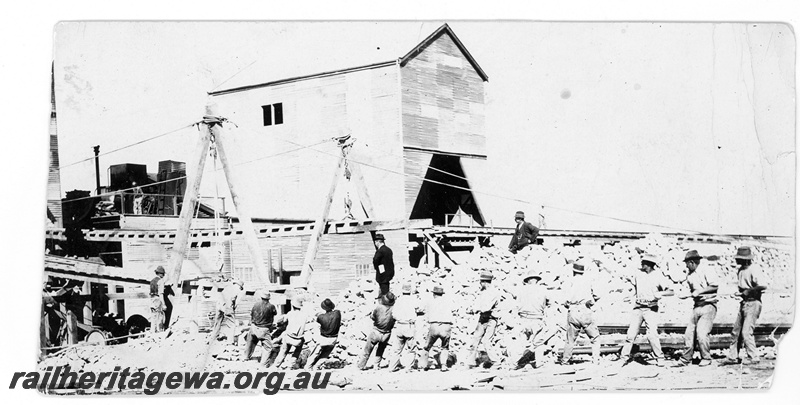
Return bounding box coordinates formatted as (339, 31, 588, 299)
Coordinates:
(410, 154, 484, 226)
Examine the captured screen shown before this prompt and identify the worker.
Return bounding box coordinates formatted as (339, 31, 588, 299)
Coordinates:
(466, 271, 501, 368)
(617, 254, 674, 367)
(271, 296, 307, 369)
(211, 279, 244, 344)
(149, 266, 167, 333)
(508, 211, 540, 254)
(243, 289, 278, 366)
(132, 181, 144, 215)
(389, 283, 420, 372)
(357, 292, 396, 370)
(305, 298, 341, 370)
(419, 286, 455, 371)
(52, 280, 90, 346)
(372, 233, 395, 298)
(512, 270, 554, 369)
(560, 262, 602, 365)
(41, 282, 65, 354)
(673, 250, 719, 367)
(162, 282, 175, 330)
(720, 246, 768, 366)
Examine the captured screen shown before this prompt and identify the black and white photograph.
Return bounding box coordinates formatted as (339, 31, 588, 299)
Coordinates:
(2, 2, 797, 400)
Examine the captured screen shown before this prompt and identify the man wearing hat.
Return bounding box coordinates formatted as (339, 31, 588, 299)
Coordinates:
(674, 250, 719, 367)
(149, 266, 167, 333)
(721, 246, 768, 366)
(358, 292, 397, 370)
(508, 211, 540, 254)
(305, 298, 342, 370)
(419, 286, 455, 371)
(372, 233, 395, 298)
(389, 284, 421, 372)
(243, 289, 278, 366)
(617, 254, 674, 366)
(560, 262, 602, 365)
(212, 279, 245, 344)
(466, 271, 502, 368)
(271, 296, 308, 369)
(512, 270, 555, 369)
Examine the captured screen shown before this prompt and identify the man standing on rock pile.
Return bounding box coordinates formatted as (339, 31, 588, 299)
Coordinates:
(673, 250, 719, 367)
(372, 233, 395, 298)
(358, 292, 396, 370)
(389, 284, 421, 372)
(508, 211, 540, 254)
(617, 254, 674, 367)
(243, 290, 278, 366)
(560, 262, 602, 365)
(419, 286, 455, 372)
(720, 246, 768, 366)
(466, 271, 502, 368)
(512, 270, 555, 369)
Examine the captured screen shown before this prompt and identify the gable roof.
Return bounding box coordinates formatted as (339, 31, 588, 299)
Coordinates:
(210, 23, 487, 96)
(399, 23, 488, 82)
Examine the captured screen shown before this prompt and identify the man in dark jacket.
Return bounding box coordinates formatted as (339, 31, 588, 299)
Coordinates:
(508, 211, 539, 254)
(372, 233, 395, 298)
(243, 289, 278, 366)
(305, 298, 342, 370)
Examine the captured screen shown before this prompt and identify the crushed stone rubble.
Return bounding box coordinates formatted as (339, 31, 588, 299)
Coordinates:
(40, 234, 792, 376)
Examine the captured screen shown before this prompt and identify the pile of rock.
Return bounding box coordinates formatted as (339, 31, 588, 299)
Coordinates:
(320, 234, 793, 368)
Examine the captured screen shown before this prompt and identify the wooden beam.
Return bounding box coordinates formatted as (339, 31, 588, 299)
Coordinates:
(348, 161, 374, 218)
(166, 106, 212, 290)
(422, 231, 457, 267)
(297, 151, 346, 288)
(212, 102, 271, 285)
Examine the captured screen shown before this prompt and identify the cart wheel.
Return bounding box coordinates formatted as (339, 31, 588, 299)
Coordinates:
(85, 330, 108, 346)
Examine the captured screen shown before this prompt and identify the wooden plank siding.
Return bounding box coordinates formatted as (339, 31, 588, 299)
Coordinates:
(48, 71, 63, 227)
(212, 65, 405, 221)
(403, 148, 433, 217)
(400, 31, 486, 158)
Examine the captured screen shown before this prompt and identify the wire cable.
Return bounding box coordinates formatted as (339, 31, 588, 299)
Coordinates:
(58, 123, 195, 170)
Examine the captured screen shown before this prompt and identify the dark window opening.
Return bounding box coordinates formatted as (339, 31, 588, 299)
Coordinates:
(262, 103, 284, 126)
(409, 154, 485, 227)
(274, 103, 283, 125)
(262, 105, 272, 126)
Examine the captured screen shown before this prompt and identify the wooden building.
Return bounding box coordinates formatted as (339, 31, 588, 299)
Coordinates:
(209, 23, 488, 229)
(42, 26, 493, 343)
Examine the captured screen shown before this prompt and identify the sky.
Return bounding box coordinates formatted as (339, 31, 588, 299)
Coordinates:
(51, 20, 795, 236)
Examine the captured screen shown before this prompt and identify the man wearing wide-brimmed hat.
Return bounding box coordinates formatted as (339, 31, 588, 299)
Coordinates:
(560, 262, 602, 365)
(419, 286, 455, 371)
(149, 266, 167, 333)
(372, 233, 395, 298)
(212, 279, 245, 344)
(673, 250, 719, 367)
(389, 283, 421, 372)
(721, 246, 768, 366)
(305, 298, 341, 370)
(243, 289, 278, 366)
(271, 296, 308, 369)
(618, 254, 674, 367)
(466, 271, 502, 368)
(508, 211, 540, 254)
(512, 270, 555, 369)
